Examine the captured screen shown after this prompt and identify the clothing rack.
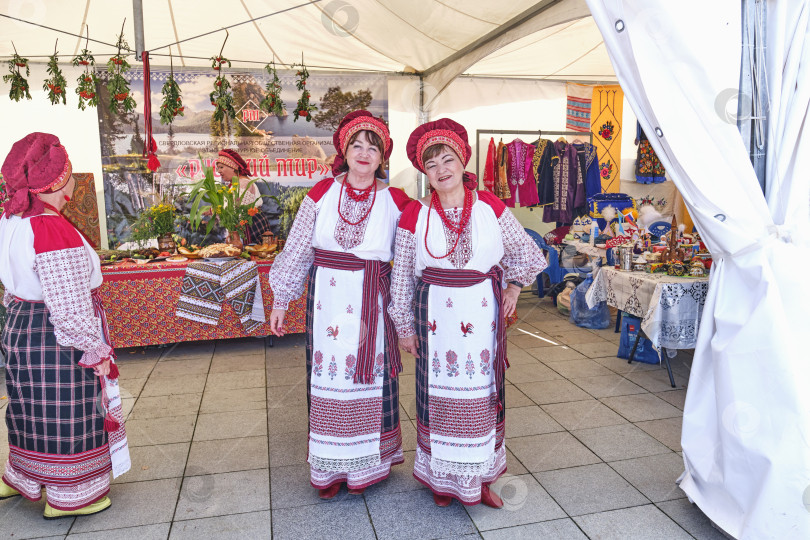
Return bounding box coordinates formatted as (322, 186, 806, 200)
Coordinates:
(474, 129, 593, 181)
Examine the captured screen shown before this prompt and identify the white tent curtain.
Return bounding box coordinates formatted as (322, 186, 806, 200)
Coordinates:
(585, 1, 810, 539)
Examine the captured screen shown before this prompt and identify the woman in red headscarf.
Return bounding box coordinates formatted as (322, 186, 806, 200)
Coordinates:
(268, 111, 410, 498)
(215, 148, 271, 244)
(389, 119, 547, 508)
(0, 133, 129, 518)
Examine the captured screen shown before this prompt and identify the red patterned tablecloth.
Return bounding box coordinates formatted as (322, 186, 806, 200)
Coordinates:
(100, 259, 306, 348)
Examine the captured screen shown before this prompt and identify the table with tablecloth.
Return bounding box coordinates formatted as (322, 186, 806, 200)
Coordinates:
(585, 266, 710, 350)
(100, 259, 306, 348)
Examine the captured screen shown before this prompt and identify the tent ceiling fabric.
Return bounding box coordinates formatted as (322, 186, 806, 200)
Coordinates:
(0, 0, 614, 80)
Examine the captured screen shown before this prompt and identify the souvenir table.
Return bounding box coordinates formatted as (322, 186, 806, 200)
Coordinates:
(585, 265, 710, 350)
(563, 240, 609, 260)
(100, 259, 306, 348)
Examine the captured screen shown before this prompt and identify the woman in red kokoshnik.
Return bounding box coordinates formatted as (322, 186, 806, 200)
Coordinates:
(268, 111, 410, 498)
(389, 119, 547, 507)
(215, 148, 271, 244)
(0, 133, 129, 518)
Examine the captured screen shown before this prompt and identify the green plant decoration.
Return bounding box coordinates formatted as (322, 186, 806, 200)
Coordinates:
(293, 61, 316, 122)
(43, 40, 67, 105)
(260, 61, 285, 116)
(72, 30, 99, 110)
(159, 53, 183, 124)
(4, 45, 31, 102)
(106, 22, 136, 114)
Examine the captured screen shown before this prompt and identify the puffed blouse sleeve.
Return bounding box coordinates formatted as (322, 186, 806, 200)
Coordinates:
(498, 208, 548, 286)
(31, 216, 113, 368)
(388, 200, 421, 338)
(267, 195, 317, 310)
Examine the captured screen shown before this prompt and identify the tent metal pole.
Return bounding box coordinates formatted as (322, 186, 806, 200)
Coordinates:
(738, 0, 767, 193)
(133, 0, 145, 59)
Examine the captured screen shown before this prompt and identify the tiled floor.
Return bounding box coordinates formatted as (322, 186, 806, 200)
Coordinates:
(0, 293, 729, 539)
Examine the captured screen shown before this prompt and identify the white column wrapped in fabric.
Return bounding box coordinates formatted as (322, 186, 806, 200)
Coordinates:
(585, 1, 810, 538)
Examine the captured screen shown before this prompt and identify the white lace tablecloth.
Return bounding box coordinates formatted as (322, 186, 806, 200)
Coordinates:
(585, 266, 710, 349)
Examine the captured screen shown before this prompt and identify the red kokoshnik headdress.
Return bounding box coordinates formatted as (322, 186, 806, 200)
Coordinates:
(216, 148, 251, 178)
(406, 118, 478, 190)
(331, 110, 392, 177)
(1, 132, 73, 218)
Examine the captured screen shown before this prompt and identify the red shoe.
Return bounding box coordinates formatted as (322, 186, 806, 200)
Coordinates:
(318, 483, 341, 499)
(433, 492, 453, 507)
(481, 484, 503, 508)
(347, 487, 365, 495)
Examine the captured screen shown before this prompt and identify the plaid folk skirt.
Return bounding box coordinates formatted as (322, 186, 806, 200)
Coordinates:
(1, 298, 110, 485)
(304, 265, 402, 487)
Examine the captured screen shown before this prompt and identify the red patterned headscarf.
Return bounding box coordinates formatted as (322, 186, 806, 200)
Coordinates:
(331, 110, 392, 178)
(406, 119, 478, 190)
(216, 148, 250, 177)
(1, 132, 73, 218)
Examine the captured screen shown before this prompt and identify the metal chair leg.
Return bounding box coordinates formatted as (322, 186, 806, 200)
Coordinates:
(661, 348, 677, 388)
(628, 328, 642, 364)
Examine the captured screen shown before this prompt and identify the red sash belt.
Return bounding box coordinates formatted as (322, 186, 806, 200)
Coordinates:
(420, 266, 509, 406)
(313, 249, 401, 383)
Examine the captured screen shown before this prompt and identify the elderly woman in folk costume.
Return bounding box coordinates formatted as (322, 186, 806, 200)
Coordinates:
(268, 110, 410, 498)
(389, 119, 547, 508)
(215, 148, 270, 244)
(0, 133, 129, 518)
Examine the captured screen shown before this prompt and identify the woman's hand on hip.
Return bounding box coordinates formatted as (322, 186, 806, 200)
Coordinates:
(502, 283, 521, 318)
(269, 308, 287, 337)
(399, 334, 419, 356)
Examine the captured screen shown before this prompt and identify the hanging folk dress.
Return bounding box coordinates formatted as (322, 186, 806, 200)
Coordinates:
(0, 213, 129, 510)
(389, 191, 546, 504)
(268, 177, 410, 489)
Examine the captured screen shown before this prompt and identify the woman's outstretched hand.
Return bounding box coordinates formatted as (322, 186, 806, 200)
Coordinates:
(269, 308, 287, 337)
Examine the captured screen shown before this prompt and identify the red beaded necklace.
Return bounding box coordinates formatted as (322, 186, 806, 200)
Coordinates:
(337, 176, 377, 226)
(424, 188, 473, 260)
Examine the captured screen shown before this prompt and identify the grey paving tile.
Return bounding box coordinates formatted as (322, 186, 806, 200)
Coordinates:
(572, 423, 671, 462)
(625, 370, 687, 393)
(505, 447, 528, 475)
(570, 374, 647, 398)
(120, 347, 163, 361)
(398, 374, 416, 395)
(505, 406, 564, 438)
(481, 518, 588, 539)
(273, 497, 374, 540)
(508, 332, 559, 349)
(266, 384, 308, 409)
(209, 354, 265, 373)
(205, 369, 265, 391)
(636, 417, 683, 452)
(656, 389, 688, 410)
(529, 320, 580, 334)
(169, 510, 271, 539)
(505, 384, 535, 408)
(593, 355, 659, 374)
(400, 393, 417, 419)
(365, 489, 477, 540)
(505, 363, 562, 384)
(68, 523, 170, 539)
(268, 430, 309, 467)
(545, 359, 614, 379)
(466, 473, 565, 530)
(364, 451, 425, 496)
(505, 347, 542, 366)
(70, 478, 180, 533)
(118, 377, 147, 398)
(126, 415, 197, 447)
(271, 462, 348, 509)
(129, 393, 203, 420)
(546, 329, 609, 345)
(113, 442, 189, 483)
(149, 358, 211, 379)
(200, 386, 266, 413)
(536, 463, 648, 516)
(506, 432, 601, 473)
(193, 409, 267, 441)
(0, 495, 74, 538)
(610, 453, 686, 502)
(525, 345, 586, 363)
(266, 346, 305, 369)
(542, 400, 627, 431)
(267, 405, 309, 434)
(657, 498, 731, 540)
(214, 337, 267, 357)
(574, 504, 693, 540)
(568, 340, 621, 359)
(186, 436, 268, 476)
(515, 379, 591, 405)
(115, 361, 156, 380)
(402, 418, 417, 452)
(140, 375, 206, 397)
(602, 393, 682, 422)
(175, 469, 270, 521)
(266, 366, 308, 387)
(160, 341, 215, 361)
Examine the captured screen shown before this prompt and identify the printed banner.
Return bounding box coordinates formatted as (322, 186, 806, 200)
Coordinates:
(96, 67, 387, 247)
(566, 83, 593, 133)
(590, 85, 623, 193)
